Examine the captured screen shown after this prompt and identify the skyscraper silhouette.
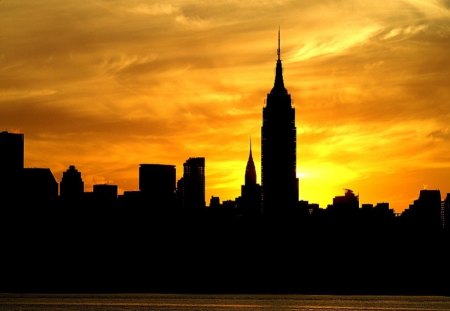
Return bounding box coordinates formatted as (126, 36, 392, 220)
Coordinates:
(179, 157, 205, 209)
(261, 30, 298, 215)
(245, 139, 257, 186)
(0, 131, 24, 206)
(60, 165, 84, 205)
(240, 139, 261, 214)
(0, 131, 24, 174)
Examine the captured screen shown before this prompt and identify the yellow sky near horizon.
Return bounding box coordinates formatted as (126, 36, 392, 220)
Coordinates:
(1, 0, 449, 211)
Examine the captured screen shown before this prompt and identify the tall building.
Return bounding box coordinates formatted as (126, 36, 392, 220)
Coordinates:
(179, 157, 205, 209)
(0, 131, 24, 175)
(245, 140, 257, 186)
(60, 165, 84, 204)
(139, 164, 176, 208)
(240, 140, 261, 214)
(0, 131, 24, 204)
(261, 30, 298, 214)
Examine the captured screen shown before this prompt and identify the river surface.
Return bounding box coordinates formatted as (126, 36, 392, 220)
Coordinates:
(1, 294, 450, 310)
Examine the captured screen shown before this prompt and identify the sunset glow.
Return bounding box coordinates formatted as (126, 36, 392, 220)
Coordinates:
(1, 0, 449, 211)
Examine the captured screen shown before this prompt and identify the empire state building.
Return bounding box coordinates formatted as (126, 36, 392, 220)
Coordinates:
(261, 31, 298, 215)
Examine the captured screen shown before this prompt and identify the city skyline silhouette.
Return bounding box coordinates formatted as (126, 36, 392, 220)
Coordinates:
(1, 6, 450, 294)
(1, 120, 449, 294)
(1, 1, 449, 212)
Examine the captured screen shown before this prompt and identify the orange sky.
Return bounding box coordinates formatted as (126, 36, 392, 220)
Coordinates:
(1, 1, 449, 212)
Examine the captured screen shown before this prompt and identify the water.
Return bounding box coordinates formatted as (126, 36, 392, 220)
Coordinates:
(1, 294, 450, 311)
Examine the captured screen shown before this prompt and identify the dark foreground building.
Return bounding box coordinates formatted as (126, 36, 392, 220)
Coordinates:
(0, 131, 24, 174)
(402, 189, 442, 230)
(60, 165, 84, 205)
(178, 157, 205, 209)
(139, 164, 176, 208)
(0, 131, 24, 205)
(93, 184, 118, 209)
(261, 31, 298, 215)
(20, 168, 58, 208)
(240, 141, 261, 215)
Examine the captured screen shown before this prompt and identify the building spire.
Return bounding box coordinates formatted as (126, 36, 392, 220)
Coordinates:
(277, 27, 281, 61)
(271, 28, 286, 94)
(245, 137, 257, 186)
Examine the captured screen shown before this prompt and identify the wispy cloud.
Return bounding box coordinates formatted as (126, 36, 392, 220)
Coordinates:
(128, 3, 178, 16)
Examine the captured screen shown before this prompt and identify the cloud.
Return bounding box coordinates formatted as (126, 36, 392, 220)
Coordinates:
(428, 128, 450, 141)
(0, 98, 180, 141)
(128, 3, 178, 16)
(290, 25, 381, 61)
(383, 24, 428, 40)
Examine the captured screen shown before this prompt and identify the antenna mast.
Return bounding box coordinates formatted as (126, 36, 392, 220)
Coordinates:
(277, 27, 281, 60)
